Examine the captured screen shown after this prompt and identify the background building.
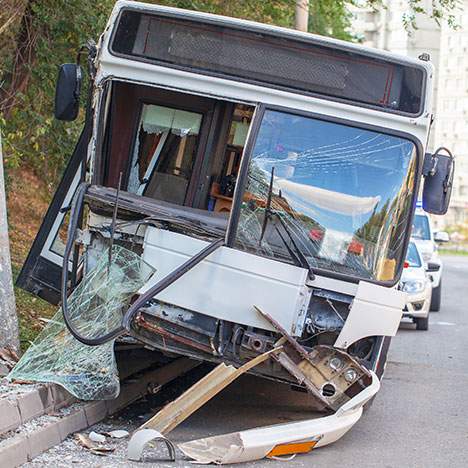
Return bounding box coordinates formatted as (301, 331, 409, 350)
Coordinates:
(351, 0, 468, 227)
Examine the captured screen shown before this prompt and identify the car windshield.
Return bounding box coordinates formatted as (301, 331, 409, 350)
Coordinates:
(412, 214, 431, 240)
(235, 109, 418, 282)
(406, 242, 422, 267)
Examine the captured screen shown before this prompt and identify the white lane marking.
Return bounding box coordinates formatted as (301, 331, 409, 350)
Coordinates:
(432, 321, 456, 326)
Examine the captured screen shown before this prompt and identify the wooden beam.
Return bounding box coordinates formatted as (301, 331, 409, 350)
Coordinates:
(140, 347, 281, 434)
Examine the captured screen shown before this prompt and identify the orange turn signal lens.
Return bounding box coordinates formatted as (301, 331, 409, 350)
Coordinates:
(267, 440, 317, 457)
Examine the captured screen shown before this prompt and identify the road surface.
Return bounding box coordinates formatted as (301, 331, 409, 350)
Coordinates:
(27, 255, 468, 467)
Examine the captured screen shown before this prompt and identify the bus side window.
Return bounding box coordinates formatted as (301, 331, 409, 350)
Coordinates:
(127, 104, 203, 205)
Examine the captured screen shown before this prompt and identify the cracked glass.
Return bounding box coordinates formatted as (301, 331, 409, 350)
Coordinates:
(235, 110, 417, 282)
(8, 246, 155, 400)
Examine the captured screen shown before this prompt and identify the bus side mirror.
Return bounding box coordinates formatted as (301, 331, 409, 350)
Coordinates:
(422, 147, 454, 215)
(54, 64, 82, 121)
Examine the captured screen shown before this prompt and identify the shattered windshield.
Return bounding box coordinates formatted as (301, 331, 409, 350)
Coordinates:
(235, 110, 417, 282)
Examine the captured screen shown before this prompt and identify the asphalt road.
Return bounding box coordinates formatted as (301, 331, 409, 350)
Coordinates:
(293, 253, 468, 468)
(27, 255, 468, 467)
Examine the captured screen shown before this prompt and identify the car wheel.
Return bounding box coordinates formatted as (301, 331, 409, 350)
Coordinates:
(430, 280, 442, 312)
(415, 316, 429, 330)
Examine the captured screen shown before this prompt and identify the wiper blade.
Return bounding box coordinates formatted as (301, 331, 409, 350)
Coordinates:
(257, 166, 315, 280)
(273, 222, 307, 269)
(273, 213, 315, 280)
(259, 166, 275, 244)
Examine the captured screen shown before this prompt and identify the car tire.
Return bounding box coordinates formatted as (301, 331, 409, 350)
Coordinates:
(430, 281, 442, 312)
(415, 316, 429, 330)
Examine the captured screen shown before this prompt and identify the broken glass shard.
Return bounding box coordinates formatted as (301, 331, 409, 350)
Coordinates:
(8, 245, 155, 400)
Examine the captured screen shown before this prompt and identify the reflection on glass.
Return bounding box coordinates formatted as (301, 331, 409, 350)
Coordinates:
(412, 214, 430, 240)
(406, 242, 422, 268)
(235, 110, 417, 282)
(51, 212, 71, 257)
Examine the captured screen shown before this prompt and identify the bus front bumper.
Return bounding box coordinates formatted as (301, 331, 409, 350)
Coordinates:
(178, 370, 381, 464)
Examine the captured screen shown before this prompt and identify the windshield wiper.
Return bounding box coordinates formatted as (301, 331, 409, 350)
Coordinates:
(259, 166, 275, 244)
(258, 167, 315, 280)
(273, 213, 315, 280)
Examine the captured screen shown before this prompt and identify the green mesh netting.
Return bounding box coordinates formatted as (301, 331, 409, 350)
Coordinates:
(8, 245, 155, 400)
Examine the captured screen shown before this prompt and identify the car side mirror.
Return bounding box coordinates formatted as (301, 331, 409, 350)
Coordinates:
(54, 63, 82, 121)
(422, 147, 454, 215)
(434, 231, 450, 243)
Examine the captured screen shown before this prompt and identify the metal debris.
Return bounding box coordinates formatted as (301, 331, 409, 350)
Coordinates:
(126, 428, 176, 462)
(178, 371, 381, 465)
(137, 347, 281, 435)
(0, 347, 18, 371)
(255, 306, 371, 411)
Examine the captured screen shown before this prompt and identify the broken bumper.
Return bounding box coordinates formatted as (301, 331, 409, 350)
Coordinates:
(178, 370, 381, 464)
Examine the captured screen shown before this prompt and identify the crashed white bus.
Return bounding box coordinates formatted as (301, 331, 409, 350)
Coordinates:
(16, 0, 454, 462)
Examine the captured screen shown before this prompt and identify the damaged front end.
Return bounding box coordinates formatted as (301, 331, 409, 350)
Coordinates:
(47, 174, 403, 419)
(13, 104, 410, 463)
(14, 3, 447, 462)
(79, 183, 399, 410)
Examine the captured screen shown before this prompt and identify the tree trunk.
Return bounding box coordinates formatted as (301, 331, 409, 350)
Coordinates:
(295, 0, 309, 32)
(0, 0, 38, 117)
(0, 133, 19, 352)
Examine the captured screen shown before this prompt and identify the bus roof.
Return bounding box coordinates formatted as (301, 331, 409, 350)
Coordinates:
(96, 1, 433, 142)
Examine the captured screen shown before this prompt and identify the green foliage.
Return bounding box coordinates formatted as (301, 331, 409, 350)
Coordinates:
(0, 0, 460, 185)
(0, 0, 354, 184)
(154, 0, 295, 27)
(400, 0, 462, 31)
(439, 248, 468, 256)
(11, 265, 55, 352)
(309, 0, 356, 40)
(1, 0, 114, 185)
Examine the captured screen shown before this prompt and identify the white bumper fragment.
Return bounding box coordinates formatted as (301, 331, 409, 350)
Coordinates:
(179, 370, 381, 464)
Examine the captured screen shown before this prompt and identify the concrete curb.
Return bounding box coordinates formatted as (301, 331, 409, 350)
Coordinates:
(0, 404, 92, 467)
(0, 384, 75, 437)
(0, 358, 199, 467)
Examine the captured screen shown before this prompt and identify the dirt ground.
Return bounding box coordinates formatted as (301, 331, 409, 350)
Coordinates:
(6, 168, 55, 350)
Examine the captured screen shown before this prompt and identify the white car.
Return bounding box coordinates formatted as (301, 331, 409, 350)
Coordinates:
(400, 241, 432, 330)
(411, 209, 448, 311)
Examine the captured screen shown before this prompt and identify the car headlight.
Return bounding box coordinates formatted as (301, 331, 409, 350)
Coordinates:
(421, 251, 433, 263)
(402, 280, 426, 294)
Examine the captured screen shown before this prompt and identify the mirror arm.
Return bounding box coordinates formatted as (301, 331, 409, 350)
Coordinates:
(423, 147, 454, 178)
(76, 39, 97, 80)
(77, 40, 97, 155)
